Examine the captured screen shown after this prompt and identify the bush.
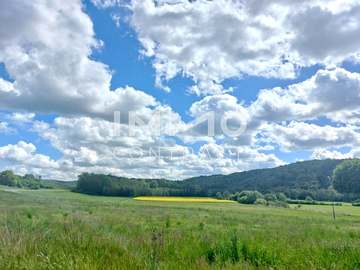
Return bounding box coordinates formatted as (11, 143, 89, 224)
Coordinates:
(352, 199, 360, 206)
(236, 191, 264, 204)
(276, 193, 287, 202)
(255, 198, 267, 205)
(229, 191, 289, 207)
(264, 193, 277, 202)
(268, 200, 289, 208)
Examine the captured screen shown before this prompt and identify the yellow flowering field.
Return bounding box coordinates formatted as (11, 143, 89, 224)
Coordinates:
(133, 196, 234, 203)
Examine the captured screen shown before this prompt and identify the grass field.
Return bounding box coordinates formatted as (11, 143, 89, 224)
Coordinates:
(1, 187, 360, 269)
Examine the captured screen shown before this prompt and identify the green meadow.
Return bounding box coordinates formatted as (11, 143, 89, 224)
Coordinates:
(1, 187, 360, 270)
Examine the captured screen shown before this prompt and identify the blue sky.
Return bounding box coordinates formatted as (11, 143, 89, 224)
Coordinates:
(1, 0, 360, 180)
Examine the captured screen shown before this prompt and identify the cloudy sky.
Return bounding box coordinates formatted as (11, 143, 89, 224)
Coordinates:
(1, 0, 360, 180)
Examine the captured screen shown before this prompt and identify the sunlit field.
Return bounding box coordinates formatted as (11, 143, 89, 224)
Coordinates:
(1, 187, 360, 269)
(134, 196, 234, 203)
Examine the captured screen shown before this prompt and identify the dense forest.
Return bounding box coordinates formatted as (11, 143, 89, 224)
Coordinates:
(75, 159, 360, 201)
(76, 173, 189, 197)
(185, 159, 345, 201)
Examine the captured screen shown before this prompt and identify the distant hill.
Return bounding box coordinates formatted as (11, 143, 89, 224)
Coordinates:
(1, 159, 356, 201)
(184, 159, 344, 199)
(74, 159, 356, 201)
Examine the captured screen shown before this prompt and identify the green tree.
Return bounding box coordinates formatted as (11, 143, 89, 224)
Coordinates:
(236, 191, 264, 204)
(333, 159, 360, 194)
(0, 170, 18, 186)
(276, 192, 288, 202)
(264, 193, 277, 202)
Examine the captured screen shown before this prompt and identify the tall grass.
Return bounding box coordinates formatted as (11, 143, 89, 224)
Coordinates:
(0, 189, 360, 269)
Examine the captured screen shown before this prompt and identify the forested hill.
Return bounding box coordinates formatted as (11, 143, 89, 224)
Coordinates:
(74, 159, 351, 201)
(184, 159, 344, 200)
(2, 159, 354, 200)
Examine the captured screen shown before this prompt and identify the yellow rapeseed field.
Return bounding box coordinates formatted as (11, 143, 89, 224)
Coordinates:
(133, 196, 234, 203)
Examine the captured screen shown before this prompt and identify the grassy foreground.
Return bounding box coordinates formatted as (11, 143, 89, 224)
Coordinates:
(0, 187, 360, 269)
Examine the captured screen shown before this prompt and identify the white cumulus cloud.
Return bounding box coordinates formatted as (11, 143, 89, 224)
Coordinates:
(130, 0, 360, 95)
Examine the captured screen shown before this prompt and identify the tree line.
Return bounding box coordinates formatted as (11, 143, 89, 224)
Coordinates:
(76, 173, 204, 197)
(1, 159, 360, 202)
(0, 170, 45, 189)
(74, 159, 360, 201)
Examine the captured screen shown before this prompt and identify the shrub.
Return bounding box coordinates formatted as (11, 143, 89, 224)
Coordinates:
(268, 200, 289, 208)
(264, 193, 277, 202)
(255, 198, 267, 205)
(236, 191, 264, 204)
(352, 199, 360, 206)
(276, 192, 287, 202)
